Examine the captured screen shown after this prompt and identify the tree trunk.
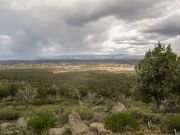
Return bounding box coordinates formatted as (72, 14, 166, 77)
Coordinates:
(174, 129, 177, 135)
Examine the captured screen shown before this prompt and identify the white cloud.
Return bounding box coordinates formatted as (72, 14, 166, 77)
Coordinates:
(163, 35, 180, 55)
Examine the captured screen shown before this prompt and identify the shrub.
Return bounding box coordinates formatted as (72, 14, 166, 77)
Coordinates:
(106, 101, 114, 110)
(59, 112, 69, 125)
(96, 88, 113, 98)
(27, 113, 57, 134)
(9, 83, 19, 100)
(37, 87, 49, 104)
(0, 108, 21, 121)
(161, 115, 180, 132)
(129, 110, 161, 125)
(78, 108, 94, 120)
(0, 84, 10, 99)
(47, 86, 57, 96)
(37, 87, 48, 99)
(104, 112, 139, 133)
(17, 84, 37, 106)
(79, 87, 88, 98)
(57, 85, 72, 98)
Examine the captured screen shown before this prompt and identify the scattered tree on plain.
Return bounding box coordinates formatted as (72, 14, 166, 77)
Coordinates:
(136, 42, 179, 113)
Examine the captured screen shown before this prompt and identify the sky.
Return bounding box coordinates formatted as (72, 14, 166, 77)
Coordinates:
(0, 0, 180, 60)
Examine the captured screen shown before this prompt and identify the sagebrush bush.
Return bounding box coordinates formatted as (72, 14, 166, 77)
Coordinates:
(27, 113, 57, 134)
(161, 115, 180, 132)
(104, 112, 139, 133)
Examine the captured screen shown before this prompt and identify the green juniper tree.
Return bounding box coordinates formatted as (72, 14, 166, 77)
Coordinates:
(136, 42, 179, 113)
(173, 56, 180, 95)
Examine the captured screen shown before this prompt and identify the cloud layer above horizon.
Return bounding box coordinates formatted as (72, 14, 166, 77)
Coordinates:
(0, 0, 180, 60)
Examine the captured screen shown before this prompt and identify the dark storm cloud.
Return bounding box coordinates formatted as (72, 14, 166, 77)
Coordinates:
(0, 0, 179, 59)
(65, 0, 166, 26)
(143, 13, 180, 36)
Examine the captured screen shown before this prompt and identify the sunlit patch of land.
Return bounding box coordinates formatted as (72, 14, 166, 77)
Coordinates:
(0, 62, 135, 73)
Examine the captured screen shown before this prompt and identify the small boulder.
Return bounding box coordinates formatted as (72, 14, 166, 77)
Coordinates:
(0, 123, 13, 130)
(90, 123, 110, 135)
(111, 102, 126, 113)
(49, 127, 66, 135)
(68, 112, 92, 135)
(17, 117, 27, 128)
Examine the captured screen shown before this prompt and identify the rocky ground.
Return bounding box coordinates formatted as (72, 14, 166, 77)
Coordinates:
(0, 101, 176, 135)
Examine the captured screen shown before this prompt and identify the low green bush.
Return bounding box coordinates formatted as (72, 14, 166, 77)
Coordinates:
(0, 84, 10, 99)
(161, 115, 180, 132)
(104, 112, 139, 133)
(79, 87, 88, 98)
(78, 108, 94, 120)
(27, 113, 57, 134)
(129, 110, 161, 125)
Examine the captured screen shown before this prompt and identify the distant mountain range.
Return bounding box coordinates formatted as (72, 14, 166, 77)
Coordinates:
(0, 54, 144, 64)
(37, 54, 144, 60)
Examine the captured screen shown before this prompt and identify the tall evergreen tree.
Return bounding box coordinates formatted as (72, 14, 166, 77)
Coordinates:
(136, 42, 179, 113)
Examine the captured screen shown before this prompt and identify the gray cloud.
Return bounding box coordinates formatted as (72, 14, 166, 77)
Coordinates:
(143, 13, 180, 36)
(65, 0, 165, 25)
(0, 0, 179, 59)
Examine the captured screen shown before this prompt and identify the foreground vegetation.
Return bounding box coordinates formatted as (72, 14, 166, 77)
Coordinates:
(0, 43, 179, 135)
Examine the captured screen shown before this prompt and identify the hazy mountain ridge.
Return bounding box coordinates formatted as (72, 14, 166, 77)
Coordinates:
(0, 55, 143, 64)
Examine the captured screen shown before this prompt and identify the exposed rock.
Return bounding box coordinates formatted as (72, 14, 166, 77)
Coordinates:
(0, 123, 13, 130)
(49, 127, 66, 135)
(111, 102, 126, 113)
(90, 123, 111, 135)
(17, 117, 27, 128)
(159, 105, 165, 112)
(68, 112, 92, 135)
